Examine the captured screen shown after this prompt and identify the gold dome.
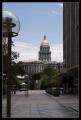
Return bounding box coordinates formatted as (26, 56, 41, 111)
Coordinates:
(41, 35, 49, 46)
(41, 39, 49, 46)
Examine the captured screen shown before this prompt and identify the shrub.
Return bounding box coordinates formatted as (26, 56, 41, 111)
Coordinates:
(46, 87, 52, 94)
(52, 87, 60, 96)
(46, 87, 60, 96)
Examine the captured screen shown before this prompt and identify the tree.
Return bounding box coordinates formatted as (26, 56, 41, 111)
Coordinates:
(51, 73, 61, 87)
(11, 61, 26, 85)
(2, 39, 20, 94)
(40, 66, 60, 88)
(40, 74, 48, 89)
(11, 42, 26, 85)
(16, 61, 26, 76)
(11, 41, 26, 85)
(11, 51, 19, 61)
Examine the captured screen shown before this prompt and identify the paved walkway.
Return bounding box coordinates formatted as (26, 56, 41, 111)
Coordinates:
(45, 92, 79, 112)
(2, 90, 79, 118)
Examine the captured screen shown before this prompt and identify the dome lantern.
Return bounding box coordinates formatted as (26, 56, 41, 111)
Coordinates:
(41, 35, 49, 46)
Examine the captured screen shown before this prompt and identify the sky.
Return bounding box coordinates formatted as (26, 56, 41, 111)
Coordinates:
(3, 2, 63, 62)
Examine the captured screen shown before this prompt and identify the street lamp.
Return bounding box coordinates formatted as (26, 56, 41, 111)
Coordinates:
(2, 11, 20, 117)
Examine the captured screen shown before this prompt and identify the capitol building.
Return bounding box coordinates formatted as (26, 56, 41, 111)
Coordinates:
(23, 35, 63, 75)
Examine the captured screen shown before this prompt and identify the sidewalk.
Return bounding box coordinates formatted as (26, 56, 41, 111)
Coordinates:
(45, 93, 79, 112)
(2, 90, 79, 118)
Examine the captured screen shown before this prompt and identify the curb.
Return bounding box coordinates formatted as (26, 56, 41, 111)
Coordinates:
(68, 106, 79, 112)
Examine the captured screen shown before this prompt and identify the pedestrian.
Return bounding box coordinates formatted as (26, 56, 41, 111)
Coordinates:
(11, 85, 16, 94)
(14, 85, 16, 94)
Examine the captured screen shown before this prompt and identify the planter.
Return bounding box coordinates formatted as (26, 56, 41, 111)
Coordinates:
(52, 88, 60, 96)
(46, 87, 60, 96)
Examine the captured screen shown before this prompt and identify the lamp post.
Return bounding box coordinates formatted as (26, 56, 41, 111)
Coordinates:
(2, 11, 20, 117)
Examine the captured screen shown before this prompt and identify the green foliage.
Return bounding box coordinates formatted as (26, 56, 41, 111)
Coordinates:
(40, 74, 48, 89)
(40, 66, 60, 88)
(11, 61, 26, 85)
(41, 66, 57, 76)
(46, 87, 52, 94)
(11, 62, 18, 84)
(11, 51, 19, 61)
(16, 61, 26, 76)
(51, 73, 61, 87)
(52, 87, 60, 96)
(3, 40, 21, 93)
(46, 87, 60, 96)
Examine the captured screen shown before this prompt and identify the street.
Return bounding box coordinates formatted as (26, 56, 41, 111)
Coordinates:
(2, 90, 79, 118)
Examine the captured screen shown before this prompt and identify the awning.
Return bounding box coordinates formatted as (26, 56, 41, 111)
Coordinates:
(20, 82, 27, 85)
